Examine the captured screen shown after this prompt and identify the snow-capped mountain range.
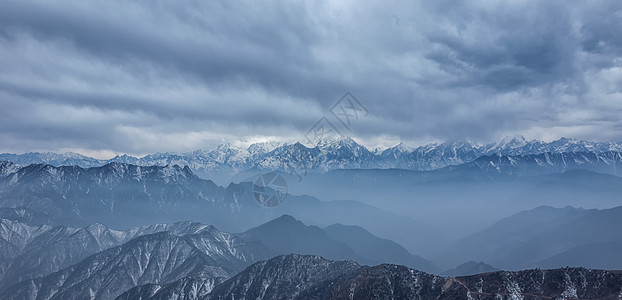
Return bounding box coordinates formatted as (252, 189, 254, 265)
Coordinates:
(2, 137, 622, 184)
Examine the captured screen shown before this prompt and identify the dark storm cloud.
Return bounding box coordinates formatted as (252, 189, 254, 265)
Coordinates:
(422, 1, 576, 88)
(0, 1, 342, 101)
(0, 0, 621, 156)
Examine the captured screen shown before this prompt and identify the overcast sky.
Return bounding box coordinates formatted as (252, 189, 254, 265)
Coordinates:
(1, 0, 621, 157)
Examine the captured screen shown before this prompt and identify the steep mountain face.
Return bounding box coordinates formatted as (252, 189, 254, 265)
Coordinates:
(3, 137, 621, 184)
(0, 218, 52, 281)
(3, 232, 213, 300)
(205, 255, 363, 300)
(314, 138, 376, 170)
(1, 227, 274, 300)
(254, 142, 321, 173)
(450, 206, 622, 270)
(0, 221, 126, 288)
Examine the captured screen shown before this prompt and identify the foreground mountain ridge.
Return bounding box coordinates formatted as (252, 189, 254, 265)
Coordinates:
(123, 254, 622, 300)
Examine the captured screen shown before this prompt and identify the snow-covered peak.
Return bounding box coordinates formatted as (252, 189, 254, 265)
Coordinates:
(207, 143, 249, 163)
(316, 137, 361, 149)
(382, 141, 413, 153)
(157, 165, 194, 182)
(215, 142, 233, 152)
(247, 142, 282, 155)
(379, 142, 413, 160)
(428, 139, 482, 155)
(394, 141, 413, 152)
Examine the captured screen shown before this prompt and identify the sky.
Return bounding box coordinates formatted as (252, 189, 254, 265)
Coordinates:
(1, 0, 622, 158)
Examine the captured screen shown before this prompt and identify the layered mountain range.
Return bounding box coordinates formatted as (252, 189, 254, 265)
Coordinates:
(3, 161, 620, 273)
(1, 137, 622, 299)
(0, 213, 449, 299)
(4, 216, 622, 300)
(0, 160, 451, 258)
(2, 137, 622, 257)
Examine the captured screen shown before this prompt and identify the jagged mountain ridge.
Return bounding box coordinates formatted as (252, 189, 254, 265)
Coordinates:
(129, 254, 622, 300)
(0, 163, 238, 228)
(3, 137, 622, 184)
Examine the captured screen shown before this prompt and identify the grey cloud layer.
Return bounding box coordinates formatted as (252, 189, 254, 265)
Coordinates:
(1, 0, 621, 155)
